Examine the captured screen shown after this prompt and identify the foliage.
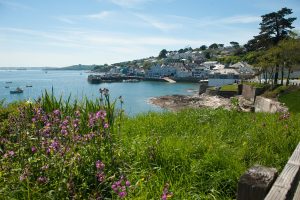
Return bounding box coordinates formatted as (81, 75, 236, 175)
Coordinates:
(262, 85, 290, 99)
(159, 49, 168, 59)
(209, 43, 219, 49)
(230, 41, 240, 48)
(245, 7, 296, 51)
(200, 45, 207, 51)
(218, 55, 242, 65)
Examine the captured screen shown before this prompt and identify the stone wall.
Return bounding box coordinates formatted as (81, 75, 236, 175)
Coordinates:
(242, 85, 266, 102)
(205, 88, 237, 98)
(199, 82, 208, 94)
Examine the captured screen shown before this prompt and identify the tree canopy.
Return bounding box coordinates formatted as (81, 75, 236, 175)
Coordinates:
(245, 7, 296, 51)
(158, 49, 168, 59)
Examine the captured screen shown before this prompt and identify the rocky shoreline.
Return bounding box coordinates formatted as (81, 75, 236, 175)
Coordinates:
(149, 93, 288, 113)
(148, 93, 233, 111)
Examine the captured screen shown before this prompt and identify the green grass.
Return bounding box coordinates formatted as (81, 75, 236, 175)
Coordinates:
(219, 84, 238, 92)
(1, 93, 300, 199)
(278, 88, 300, 113)
(243, 82, 267, 89)
(209, 84, 238, 92)
(119, 109, 300, 199)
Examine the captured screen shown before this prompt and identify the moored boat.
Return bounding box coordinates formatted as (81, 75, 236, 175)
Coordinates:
(10, 87, 23, 94)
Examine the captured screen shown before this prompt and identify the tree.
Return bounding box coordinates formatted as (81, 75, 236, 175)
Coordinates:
(200, 45, 207, 51)
(230, 41, 240, 48)
(178, 49, 184, 53)
(158, 49, 167, 59)
(209, 43, 218, 49)
(246, 8, 296, 51)
(218, 44, 224, 48)
(246, 7, 296, 85)
(260, 7, 296, 44)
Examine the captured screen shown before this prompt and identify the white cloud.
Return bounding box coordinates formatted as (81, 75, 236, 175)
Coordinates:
(85, 11, 112, 19)
(55, 11, 112, 24)
(220, 15, 261, 24)
(134, 13, 181, 32)
(55, 17, 76, 24)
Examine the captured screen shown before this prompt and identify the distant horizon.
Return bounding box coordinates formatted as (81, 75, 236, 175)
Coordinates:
(0, 0, 299, 67)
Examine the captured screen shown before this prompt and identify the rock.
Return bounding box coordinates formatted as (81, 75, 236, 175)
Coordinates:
(254, 96, 288, 113)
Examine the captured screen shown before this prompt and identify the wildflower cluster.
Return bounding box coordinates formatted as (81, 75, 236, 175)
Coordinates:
(111, 176, 131, 199)
(89, 110, 109, 129)
(95, 160, 106, 183)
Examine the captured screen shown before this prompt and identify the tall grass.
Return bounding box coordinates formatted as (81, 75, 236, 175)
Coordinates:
(0, 91, 299, 199)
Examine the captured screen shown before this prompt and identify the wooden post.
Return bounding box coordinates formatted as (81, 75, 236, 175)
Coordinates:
(237, 165, 277, 200)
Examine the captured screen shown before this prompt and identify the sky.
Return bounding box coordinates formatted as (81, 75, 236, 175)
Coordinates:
(0, 0, 299, 67)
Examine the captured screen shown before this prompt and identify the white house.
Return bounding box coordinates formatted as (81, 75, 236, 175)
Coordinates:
(229, 62, 255, 79)
(146, 64, 176, 78)
(192, 66, 210, 79)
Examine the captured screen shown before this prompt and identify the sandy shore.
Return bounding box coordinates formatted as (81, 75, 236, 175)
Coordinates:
(148, 93, 233, 111)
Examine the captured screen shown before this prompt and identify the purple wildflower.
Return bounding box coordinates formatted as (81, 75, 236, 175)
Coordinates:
(31, 146, 37, 154)
(96, 160, 105, 170)
(73, 119, 79, 128)
(96, 172, 105, 182)
(8, 150, 15, 157)
(161, 183, 173, 200)
(19, 174, 27, 181)
(104, 123, 109, 129)
(125, 181, 131, 187)
(119, 191, 127, 199)
(53, 109, 60, 116)
(89, 114, 96, 128)
(96, 110, 106, 120)
(112, 176, 130, 199)
(37, 176, 48, 184)
(62, 119, 69, 126)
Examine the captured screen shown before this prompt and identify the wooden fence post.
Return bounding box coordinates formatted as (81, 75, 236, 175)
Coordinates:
(237, 165, 277, 200)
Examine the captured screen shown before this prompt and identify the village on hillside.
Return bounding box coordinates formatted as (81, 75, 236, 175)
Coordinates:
(90, 46, 257, 87)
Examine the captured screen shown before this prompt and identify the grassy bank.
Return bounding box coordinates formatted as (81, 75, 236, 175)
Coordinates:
(0, 92, 299, 199)
(278, 87, 300, 113)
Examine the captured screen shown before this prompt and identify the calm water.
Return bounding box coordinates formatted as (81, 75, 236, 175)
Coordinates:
(0, 70, 199, 115)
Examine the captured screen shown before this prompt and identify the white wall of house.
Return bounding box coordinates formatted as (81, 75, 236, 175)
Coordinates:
(208, 78, 238, 87)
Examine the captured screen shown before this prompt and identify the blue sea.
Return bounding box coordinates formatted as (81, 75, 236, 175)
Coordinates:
(0, 70, 199, 115)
